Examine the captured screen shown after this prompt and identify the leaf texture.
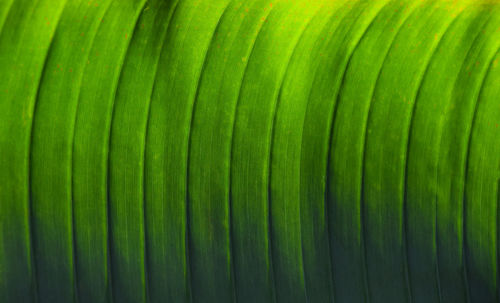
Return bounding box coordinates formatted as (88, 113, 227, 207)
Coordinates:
(0, 0, 499, 302)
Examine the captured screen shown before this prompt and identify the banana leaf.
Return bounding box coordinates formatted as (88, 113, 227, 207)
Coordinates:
(0, 0, 499, 302)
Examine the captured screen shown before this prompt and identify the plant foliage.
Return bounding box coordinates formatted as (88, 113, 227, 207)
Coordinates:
(0, 0, 499, 302)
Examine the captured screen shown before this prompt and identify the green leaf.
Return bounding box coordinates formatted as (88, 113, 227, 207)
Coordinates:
(1, 0, 499, 302)
(0, 0, 67, 301)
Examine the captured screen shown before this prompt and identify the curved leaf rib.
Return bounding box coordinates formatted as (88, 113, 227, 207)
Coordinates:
(436, 4, 500, 302)
(0, 0, 67, 301)
(71, 0, 148, 302)
(268, 4, 328, 302)
(108, 1, 180, 303)
(402, 6, 471, 302)
(30, 1, 116, 302)
(404, 4, 497, 302)
(362, 1, 469, 302)
(461, 47, 500, 303)
(229, 2, 326, 301)
(271, 3, 353, 302)
(299, 1, 393, 302)
(463, 31, 500, 303)
(188, 1, 278, 302)
(328, 1, 425, 302)
(0, 1, 499, 303)
(145, 1, 233, 301)
(185, 2, 235, 301)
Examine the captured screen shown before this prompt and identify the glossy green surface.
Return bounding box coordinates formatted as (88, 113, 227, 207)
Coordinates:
(0, 0, 499, 302)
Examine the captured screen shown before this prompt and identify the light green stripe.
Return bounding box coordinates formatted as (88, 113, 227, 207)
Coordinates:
(144, 0, 231, 301)
(405, 4, 495, 302)
(464, 22, 500, 303)
(71, 0, 148, 302)
(329, 1, 421, 301)
(0, 0, 67, 301)
(109, 0, 178, 302)
(30, 1, 115, 302)
(437, 4, 500, 302)
(230, 1, 325, 301)
(188, 1, 276, 301)
(273, 3, 347, 301)
(362, 1, 469, 302)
